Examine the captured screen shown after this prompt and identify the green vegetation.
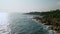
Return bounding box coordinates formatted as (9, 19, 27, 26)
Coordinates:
(42, 9, 60, 18)
(26, 9, 60, 18)
(26, 9, 60, 33)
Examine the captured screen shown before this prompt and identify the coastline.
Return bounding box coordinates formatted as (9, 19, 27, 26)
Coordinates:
(32, 17, 60, 34)
(26, 9, 60, 34)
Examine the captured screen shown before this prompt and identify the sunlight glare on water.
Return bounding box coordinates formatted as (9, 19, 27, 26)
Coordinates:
(0, 12, 11, 34)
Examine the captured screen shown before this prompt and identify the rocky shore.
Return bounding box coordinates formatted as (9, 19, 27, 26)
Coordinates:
(33, 17, 60, 34)
(26, 9, 60, 34)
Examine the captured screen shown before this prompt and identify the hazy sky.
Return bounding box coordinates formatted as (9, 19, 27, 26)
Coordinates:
(0, 0, 60, 13)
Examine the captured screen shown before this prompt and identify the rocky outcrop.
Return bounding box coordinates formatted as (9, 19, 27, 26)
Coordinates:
(33, 17, 60, 33)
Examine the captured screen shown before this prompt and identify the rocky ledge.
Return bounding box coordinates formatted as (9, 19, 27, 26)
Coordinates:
(33, 17, 60, 33)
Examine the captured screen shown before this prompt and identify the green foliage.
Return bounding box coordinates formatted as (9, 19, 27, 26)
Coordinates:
(26, 9, 60, 18)
(42, 9, 60, 18)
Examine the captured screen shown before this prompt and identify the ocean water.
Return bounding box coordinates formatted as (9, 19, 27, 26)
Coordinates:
(0, 12, 55, 34)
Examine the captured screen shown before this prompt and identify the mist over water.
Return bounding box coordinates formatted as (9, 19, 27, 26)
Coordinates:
(0, 12, 54, 34)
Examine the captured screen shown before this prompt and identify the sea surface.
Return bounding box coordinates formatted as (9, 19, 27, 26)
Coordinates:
(0, 12, 55, 34)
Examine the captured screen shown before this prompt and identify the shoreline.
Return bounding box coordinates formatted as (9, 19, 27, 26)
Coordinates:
(32, 17, 60, 34)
